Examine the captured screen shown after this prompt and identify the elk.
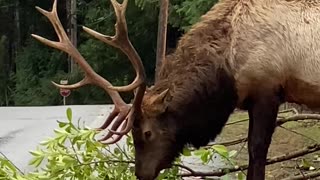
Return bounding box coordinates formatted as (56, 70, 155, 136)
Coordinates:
(32, 0, 320, 179)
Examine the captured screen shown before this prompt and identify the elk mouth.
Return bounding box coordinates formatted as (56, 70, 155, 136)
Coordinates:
(135, 162, 172, 180)
(135, 172, 158, 180)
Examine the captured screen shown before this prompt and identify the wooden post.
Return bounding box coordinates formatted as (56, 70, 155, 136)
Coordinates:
(155, 0, 169, 82)
(67, 0, 77, 73)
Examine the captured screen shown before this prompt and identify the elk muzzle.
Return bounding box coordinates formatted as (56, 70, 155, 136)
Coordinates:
(135, 163, 158, 180)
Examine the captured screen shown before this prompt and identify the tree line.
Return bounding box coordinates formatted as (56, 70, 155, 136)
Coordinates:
(0, 0, 217, 106)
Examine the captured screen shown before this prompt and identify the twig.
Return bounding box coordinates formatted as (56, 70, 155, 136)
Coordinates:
(226, 108, 298, 126)
(282, 170, 320, 180)
(174, 163, 195, 174)
(279, 125, 319, 143)
(213, 113, 320, 148)
(69, 139, 82, 164)
(295, 160, 306, 180)
(235, 139, 247, 158)
(179, 144, 320, 177)
(277, 114, 320, 126)
(0, 151, 24, 175)
(115, 143, 130, 160)
(266, 144, 320, 164)
(208, 137, 248, 147)
(226, 108, 308, 126)
(226, 118, 249, 126)
(279, 108, 299, 115)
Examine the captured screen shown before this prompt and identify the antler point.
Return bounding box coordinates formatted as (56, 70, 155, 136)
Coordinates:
(35, 6, 49, 15)
(31, 34, 43, 41)
(51, 81, 60, 87)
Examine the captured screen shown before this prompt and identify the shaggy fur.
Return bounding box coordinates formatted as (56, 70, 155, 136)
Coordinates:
(133, 0, 320, 180)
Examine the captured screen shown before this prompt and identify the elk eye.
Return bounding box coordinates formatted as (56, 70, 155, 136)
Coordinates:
(144, 131, 152, 140)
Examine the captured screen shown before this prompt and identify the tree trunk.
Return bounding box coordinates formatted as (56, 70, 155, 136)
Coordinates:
(155, 0, 169, 82)
(14, 0, 21, 54)
(66, 0, 77, 73)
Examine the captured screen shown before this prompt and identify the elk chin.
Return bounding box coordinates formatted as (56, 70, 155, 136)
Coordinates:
(135, 153, 174, 180)
(134, 142, 182, 180)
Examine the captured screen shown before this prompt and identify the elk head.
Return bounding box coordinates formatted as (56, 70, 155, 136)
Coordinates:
(32, 0, 176, 179)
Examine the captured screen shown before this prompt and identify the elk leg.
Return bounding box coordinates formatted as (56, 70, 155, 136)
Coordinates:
(246, 94, 280, 180)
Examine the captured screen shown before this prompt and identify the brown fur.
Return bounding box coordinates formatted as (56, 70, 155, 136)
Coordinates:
(133, 0, 320, 179)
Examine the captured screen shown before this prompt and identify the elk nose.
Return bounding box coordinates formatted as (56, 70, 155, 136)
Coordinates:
(135, 171, 156, 180)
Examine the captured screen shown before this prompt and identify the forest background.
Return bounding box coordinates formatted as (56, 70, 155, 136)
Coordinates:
(0, 0, 218, 106)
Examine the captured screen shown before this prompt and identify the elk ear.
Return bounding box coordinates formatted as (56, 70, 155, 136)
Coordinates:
(153, 89, 169, 114)
(153, 88, 169, 104)
(144, 88, 169, 113)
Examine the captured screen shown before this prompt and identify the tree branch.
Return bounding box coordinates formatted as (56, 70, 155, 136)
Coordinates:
(214, 113, 320, 148)
(282, 170, 320, 180)
(179, 144, 320, 177)
(90, 112, 320, 178)
(278, 125, 318, 143)
(226, 108, 298, 126)
(208, 137, 247, 147)
(277, 114, 320, 126)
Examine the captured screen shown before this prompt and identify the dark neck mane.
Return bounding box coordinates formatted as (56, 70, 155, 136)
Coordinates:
(150, 0, 239, 148)
(155, 53, 238, 148)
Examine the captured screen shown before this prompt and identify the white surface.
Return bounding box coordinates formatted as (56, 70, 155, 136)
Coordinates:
(0, 105, 227, 176)
(0, 105, 113, 173)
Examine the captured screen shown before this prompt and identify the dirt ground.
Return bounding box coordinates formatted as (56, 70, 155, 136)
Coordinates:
(215, 110, 320, 180)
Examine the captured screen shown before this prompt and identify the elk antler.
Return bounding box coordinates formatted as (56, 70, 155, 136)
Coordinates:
(32, 0, 146, 144)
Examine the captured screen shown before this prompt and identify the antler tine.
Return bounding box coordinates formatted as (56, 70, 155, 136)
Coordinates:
(99, 86, 146, 138)
(32, 0, 129, 102)
(32, 0, 133, 138)
(82, 0, 146, 92)
(33, 0, 147, 143)
(108, 85, 146, 135)
(51, 77, 90, 90)
(102, 120, 128, 144)
(99, 110, 129, 141)
(33, 1, 68, 47)
(97, 108, 120, 130)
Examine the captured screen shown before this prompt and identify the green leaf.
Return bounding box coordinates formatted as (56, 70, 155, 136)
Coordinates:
(28, 156, 44, 167)
(237, 172, 245, 180)
(300, 159, 313, 170)
(182, 147, 191, 156)
(193, 148, 207, 156)
(62, 156, 75, 164)
(66, 108, 72, 122)
(212, 145, 229, 158)
(39, 139, 51, 146)
(57, 134, 67, 144)
(29, 150, 43, 157)
(228, 150, 238, 158)
(1, 159, 17, 172)
(200, 151, 209, 163)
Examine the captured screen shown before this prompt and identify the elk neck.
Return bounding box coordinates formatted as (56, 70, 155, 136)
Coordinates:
(149, 0, 239, 148)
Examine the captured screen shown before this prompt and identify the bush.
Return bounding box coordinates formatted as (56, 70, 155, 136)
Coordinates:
(0, 108, 238, 180)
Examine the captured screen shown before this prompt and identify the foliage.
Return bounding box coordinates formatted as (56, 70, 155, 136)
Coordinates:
(13, 39, 66, 105)
(0, 0, 219, 106)
(137, 0, 218, 32)
(0, 108, 238, 179)
(169, 0, 219, 31)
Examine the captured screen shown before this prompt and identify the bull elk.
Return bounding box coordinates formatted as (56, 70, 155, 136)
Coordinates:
(32, 0, 320, 179)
